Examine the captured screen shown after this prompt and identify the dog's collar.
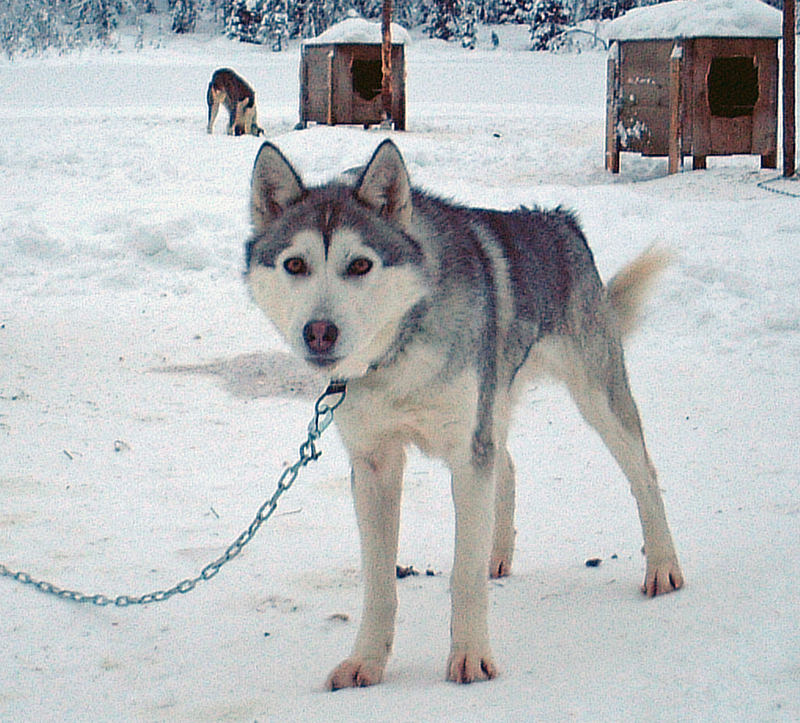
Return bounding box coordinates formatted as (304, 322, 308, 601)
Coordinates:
(324, 380, 347, 396)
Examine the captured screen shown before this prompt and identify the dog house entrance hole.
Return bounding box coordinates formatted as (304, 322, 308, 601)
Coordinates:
(352, 59, 383, 102)
(707, 56, 759, 118)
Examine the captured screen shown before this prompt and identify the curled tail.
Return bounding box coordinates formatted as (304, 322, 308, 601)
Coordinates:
(607, 247, 673, 337)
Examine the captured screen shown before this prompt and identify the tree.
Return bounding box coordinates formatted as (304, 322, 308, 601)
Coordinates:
(528, 0, 570, 51)
(426, 0, 460, 39)
(460, 0, 477, 47)
(71, 0, 118, 43)
(488, 0, 534, 24)
(171, 0, 197, 33)
(262, 0, 289, 48)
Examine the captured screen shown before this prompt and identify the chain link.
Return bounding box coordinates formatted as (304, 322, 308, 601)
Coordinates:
(0, 381, 346, 607)
(757, 173, 800, 198)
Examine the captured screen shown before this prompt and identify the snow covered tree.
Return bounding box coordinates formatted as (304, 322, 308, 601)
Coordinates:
(292, 0, 321, 38)
(0, 0, 70, 56)
(425, 0, 460, 40)
(393, 0, 428, 28)
(488, 0, 534, 24)
(71, 0, 118, 44)
(226, 0, 266, 42)
(460, 0, 477, 47)
(260, 0, 289, 48)
(171, 0, 197, 33)
(582, 0, 636, 21)
(528, 0, 570, 51)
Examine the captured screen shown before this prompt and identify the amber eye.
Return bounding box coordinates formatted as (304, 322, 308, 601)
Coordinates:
(284, 257, 308, 276)
(346, 257, 373, 277)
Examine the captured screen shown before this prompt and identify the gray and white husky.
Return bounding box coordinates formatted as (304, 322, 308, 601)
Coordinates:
(245, 140, 684, 689)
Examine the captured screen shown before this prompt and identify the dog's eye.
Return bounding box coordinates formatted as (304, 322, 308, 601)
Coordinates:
(284, 257, 308, 276)
(346, 257, 373, 277)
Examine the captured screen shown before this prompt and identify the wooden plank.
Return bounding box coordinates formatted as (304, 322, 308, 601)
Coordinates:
(668, 43, 683, 174)
(381, 0, 393, 125)
(617, 40, 673, 155)
(605, 42, 620, 172)
(784, 0, 796, 176)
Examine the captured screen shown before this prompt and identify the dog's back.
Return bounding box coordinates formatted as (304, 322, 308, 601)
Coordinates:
(208, 68, 254, 104)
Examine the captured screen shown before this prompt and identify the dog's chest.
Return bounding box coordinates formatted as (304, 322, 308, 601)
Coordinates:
(336, 366, 480, 460)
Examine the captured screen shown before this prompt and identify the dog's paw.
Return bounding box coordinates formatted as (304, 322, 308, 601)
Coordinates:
(489, 552, 512, 578)
(641, 558, 684, 597)
(325, 658, 385, 691)
(446, 647, 498, 684)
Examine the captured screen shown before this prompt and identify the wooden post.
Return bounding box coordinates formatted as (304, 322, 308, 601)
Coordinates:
(326, 49, 334, 126)
(668, 43, 683, 174)
(783, 0, 796, 176)
(381, 0, 393, 127)
(605, 41, 621, 173)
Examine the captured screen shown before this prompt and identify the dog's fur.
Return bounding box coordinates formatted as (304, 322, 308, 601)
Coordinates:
(207, 68, 264, 137)
(245, 140, 684, 689)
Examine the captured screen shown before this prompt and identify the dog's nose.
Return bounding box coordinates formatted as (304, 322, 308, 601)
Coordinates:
(303, 320, 339, 355)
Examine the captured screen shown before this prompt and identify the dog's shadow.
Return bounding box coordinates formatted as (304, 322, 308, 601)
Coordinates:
(156, 352, 326, 400)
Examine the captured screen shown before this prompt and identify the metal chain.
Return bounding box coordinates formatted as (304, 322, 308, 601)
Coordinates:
(0, 381, 346, 607)
(757, 173, 800, 198)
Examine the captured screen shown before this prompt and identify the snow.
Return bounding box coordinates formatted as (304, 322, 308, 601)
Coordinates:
(606, 0, 782, 40)
(2, 22, 800, 722)
(303, 16, 412, 46)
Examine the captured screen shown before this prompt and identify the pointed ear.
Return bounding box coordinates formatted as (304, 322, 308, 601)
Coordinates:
(355, 140, 412, 229)
(250, 142, 305, 233)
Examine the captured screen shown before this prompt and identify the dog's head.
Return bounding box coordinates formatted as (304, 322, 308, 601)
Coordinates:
(245, 140, 428, 380)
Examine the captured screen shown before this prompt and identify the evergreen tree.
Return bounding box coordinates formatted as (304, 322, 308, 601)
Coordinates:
(171, 0, 197, 33)
(583, 0, 636, 21)
(1, 0, 70, 56)
(488, 0, 533, 24)
(0, 0, 660, 57)
(528, 0, 570, 51)
(425, 0, 460, 40)
(460, 0, 477, 48)
(261, 0, 289, 48)
(71, 0, 118, 43)
(226, 0, 266, 42)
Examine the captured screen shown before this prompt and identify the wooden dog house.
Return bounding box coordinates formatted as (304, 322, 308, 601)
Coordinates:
(298, 17, 408, 130)
(605, 0, 782, 173)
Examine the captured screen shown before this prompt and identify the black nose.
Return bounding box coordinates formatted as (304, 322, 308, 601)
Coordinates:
(303, 320, 339, 355)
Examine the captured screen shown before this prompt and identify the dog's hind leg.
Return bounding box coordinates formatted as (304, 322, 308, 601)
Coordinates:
(490, 445, 515, 578)
(326, 442, 405, 690)
(560, 337, 684, 597)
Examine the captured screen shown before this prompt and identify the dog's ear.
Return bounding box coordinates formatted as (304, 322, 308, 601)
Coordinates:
(250, 142, 305, 232)
(355, 140, 412, 229)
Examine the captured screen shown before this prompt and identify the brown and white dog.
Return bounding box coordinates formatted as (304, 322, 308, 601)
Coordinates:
(206, 68, 264, 137)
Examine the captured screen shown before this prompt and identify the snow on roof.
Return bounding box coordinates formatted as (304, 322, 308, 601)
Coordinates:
(303, 17, 411, 46)
(606, 0, 782, 41)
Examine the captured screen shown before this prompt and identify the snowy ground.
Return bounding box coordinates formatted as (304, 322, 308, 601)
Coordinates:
(1, 24, 799, 722)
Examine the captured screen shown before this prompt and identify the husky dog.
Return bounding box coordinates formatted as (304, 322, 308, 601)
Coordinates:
(207, 68, 264, 137)
(245, 140, 684, 689)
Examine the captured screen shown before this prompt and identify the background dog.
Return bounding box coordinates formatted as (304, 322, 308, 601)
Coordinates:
(206, 68, 263, 137)
(245, 140, 684, 689)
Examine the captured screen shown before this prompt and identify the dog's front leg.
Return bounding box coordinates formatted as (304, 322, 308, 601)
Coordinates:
(447, 454, 499, 683)
(326, 444, 404, 690)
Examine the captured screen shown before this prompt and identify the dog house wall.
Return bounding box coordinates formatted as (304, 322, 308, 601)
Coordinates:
(608, 37, 777, 164)
(604, 0, 781, 172)
(299, 42, 406, 129)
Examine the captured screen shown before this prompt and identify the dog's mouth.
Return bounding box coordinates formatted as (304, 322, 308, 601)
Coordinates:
(305, 355, 341, 369)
